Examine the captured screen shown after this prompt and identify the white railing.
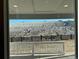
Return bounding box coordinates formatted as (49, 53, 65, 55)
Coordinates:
(10, 41, 64, 56)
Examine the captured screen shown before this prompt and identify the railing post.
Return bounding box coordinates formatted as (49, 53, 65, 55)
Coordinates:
(40, 35, 42, 41)
(21, 37, 22, 42)
(60, 35, 62, 40)
(51, 35, 52, 41)
(32, 42, 34, 59)
(70, 34, 72, 39)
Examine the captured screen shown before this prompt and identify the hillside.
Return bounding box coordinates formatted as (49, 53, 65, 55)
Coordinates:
(10, 21, 75, 37)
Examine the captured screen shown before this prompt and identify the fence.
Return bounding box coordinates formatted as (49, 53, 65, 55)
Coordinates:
(10, 41, 64, 56)
(9, 35, 75, 42)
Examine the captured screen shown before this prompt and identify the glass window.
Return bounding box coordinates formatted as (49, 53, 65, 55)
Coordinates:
(9, 0, 76, 59)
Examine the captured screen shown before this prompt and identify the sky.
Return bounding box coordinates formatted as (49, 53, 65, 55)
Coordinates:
(9, 19, 74, 25)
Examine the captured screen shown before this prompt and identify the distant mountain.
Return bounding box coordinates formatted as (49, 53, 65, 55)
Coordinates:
(63, 21, 75, 26)
(9, 21, 75, 37)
